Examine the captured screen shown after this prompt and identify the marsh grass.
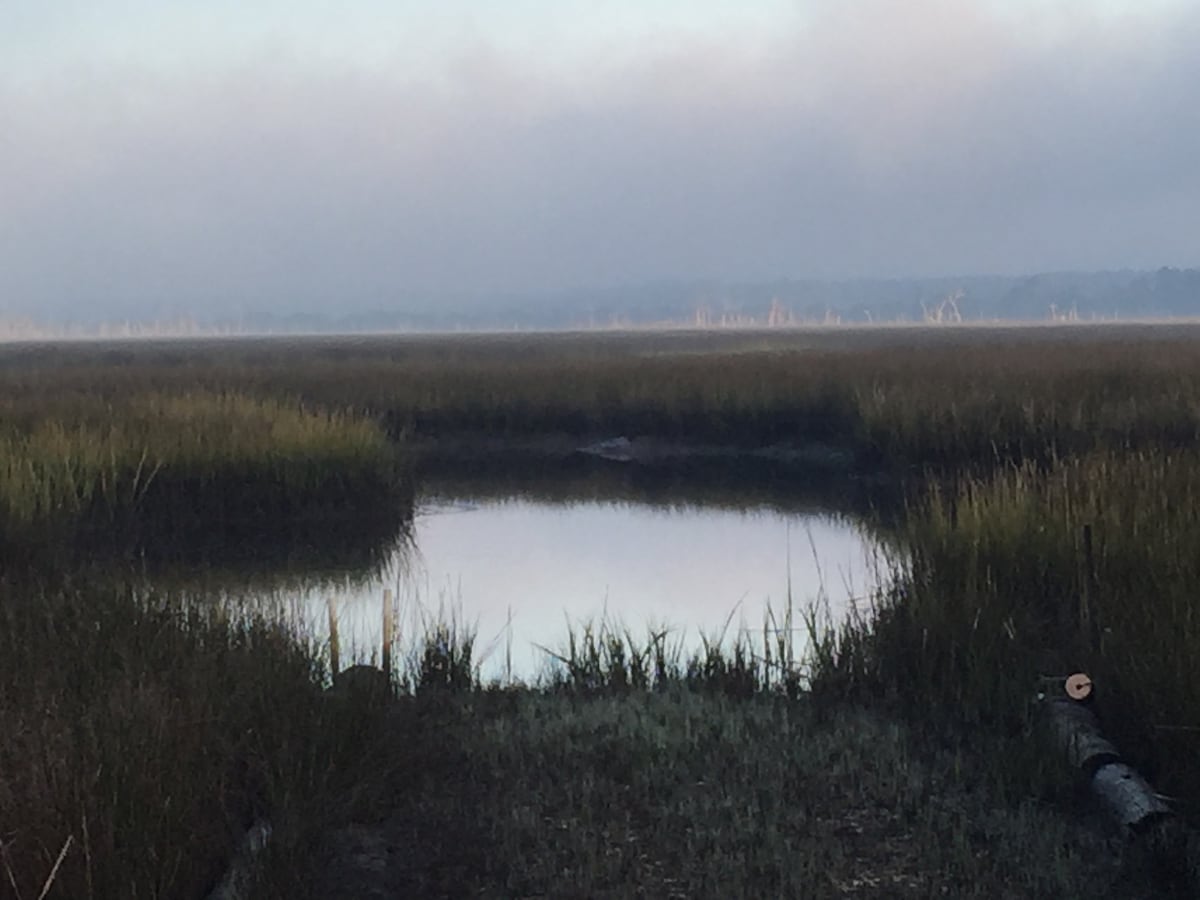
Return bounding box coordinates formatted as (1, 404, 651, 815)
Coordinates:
(303, 686, 1165, 899)
(251, 599, 1187, 898)
(5, 329, 1200, 470)
(0, 391, 398, 520)
(0, 583, 397, 900)
(528, 598, 819, 700)
(8, 327, 1200, 894)
(0, 379, 413, 898)
(411, 618, 478, 695)
(804, 449, 1200, 829)
(0, 574, 1180, 898)
(275, 603, 1140, 898)
(535, 617, 682, 694)
(0, 390, 408, 560)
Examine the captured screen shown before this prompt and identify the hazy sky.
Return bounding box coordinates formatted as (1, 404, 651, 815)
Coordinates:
(2, 0, 1197, 317)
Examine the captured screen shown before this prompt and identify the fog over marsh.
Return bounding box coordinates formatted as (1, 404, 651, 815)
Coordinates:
(2, 1, 1197, 322)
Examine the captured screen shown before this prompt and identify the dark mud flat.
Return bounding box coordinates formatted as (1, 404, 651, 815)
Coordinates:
(297, 692, 1166, 900)
(411, 432, 859, 467)
(410, 437, 898, 522)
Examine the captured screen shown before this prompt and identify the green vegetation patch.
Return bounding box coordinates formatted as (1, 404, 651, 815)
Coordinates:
(0, 390, 408, 552)
(835, 450, 1200, 813)
(0, 584, 391, 900)
(6, 328, 1200, 469)
(0, 383, 414, 897)
(6, 328, 1200, 894)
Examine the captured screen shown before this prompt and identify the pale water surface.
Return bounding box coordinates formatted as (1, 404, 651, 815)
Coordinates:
(304, 494, 884, 682)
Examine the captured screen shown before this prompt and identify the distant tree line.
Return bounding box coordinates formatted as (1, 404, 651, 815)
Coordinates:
(230, 267, 1200, 332)
(3, 268, 1197, 337)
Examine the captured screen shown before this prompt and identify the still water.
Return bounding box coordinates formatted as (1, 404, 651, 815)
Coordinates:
(304, 489, 885, 683)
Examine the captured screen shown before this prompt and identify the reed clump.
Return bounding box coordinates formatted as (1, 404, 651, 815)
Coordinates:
(0, 390, 407, 551)
(0, 583, 395, 900)
(809, 449, 1200, 817)
(529, 609, 808, 699)
(0, 386, 412, 897)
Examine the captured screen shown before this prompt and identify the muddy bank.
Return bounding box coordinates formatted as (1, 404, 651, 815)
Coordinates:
(405, 433, 901, 522)
(409, 432, 862, 469)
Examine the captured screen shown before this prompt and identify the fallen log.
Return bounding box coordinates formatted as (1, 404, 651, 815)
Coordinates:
(1091, 763, 1172, 831)
(1039, 675, 1171, 833)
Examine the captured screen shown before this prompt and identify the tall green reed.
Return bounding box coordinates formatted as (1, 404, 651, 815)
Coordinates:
(0, 583, 387, 900)
(823, 450, 1200, 812)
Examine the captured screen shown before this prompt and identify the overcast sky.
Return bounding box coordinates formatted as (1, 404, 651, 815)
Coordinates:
(2, 0, 1197, 318)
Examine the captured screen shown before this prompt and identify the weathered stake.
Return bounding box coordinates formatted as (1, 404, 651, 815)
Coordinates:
(382, 588, 395, 679)
(327, 595, 340, 678)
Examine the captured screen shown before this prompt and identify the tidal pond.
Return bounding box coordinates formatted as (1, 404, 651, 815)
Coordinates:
(297, 459, 891, 683)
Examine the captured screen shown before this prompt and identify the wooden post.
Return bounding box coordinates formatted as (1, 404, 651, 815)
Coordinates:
(505, 604, 513, 685)
(382, 588, 395, 679)
(327, 596, 340, 678)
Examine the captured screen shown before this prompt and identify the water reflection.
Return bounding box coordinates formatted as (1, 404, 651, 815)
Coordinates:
(321, 493, 884, 682)
(21, 455, 893, 684)
(413, 451, 898, 520)
(3, 509, 412, 598)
